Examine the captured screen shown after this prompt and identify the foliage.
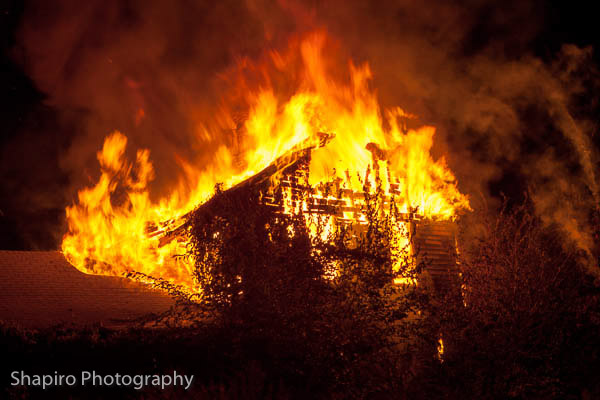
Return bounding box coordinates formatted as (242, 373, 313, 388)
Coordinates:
(186, 182, 428, 398)
(415, 201, 600, 399)
(5, 190, 599, 399)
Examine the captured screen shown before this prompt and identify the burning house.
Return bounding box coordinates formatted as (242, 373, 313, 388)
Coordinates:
(146, 130, 461, 294)
(4, 2, 599, 397)
(60, 33, 470, 294)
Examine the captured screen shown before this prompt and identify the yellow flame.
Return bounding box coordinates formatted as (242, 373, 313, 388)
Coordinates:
(62, 32, 469, 290)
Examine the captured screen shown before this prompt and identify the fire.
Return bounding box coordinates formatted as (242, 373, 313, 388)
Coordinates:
(61, 132, 196, 286)
(62, 32, 469, 290)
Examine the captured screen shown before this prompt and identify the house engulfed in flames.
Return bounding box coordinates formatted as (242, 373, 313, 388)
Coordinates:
(61, 33, 470, 293)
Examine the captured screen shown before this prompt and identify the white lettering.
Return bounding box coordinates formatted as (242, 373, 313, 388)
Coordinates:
(161, 374, 172, 389)
(10, 371, 20, 386)
(65, 375, 76, 386)
(92, 370, 102, 386)
(121, 374, 131, 386)
(12, 370, 195, 390)
(81, 371, 91, 385)
(133, 375, 144, 390)
(43, 375, 53, 389)
(183, 375, 194, 390)
(173, 371, 183, 386)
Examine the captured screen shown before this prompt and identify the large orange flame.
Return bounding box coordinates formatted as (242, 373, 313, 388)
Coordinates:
(62, 32, 470, 290)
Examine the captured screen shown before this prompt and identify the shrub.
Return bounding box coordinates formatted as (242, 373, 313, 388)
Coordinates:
(186, 182, 426, 398)
(420, 201, 600, 399)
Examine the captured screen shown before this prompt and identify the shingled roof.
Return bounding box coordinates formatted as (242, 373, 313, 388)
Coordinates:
(0, 251, 173, 328)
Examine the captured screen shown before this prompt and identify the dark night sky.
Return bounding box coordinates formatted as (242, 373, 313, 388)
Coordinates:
(1, 0, 599, 251)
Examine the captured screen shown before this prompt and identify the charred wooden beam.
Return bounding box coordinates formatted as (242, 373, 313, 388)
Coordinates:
(365, 142, 388, 161)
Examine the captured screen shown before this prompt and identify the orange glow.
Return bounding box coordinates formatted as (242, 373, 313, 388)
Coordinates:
(61, 32, 469, 290)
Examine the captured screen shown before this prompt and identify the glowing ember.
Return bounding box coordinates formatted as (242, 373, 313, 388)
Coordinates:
(61, 32, 470, 290)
